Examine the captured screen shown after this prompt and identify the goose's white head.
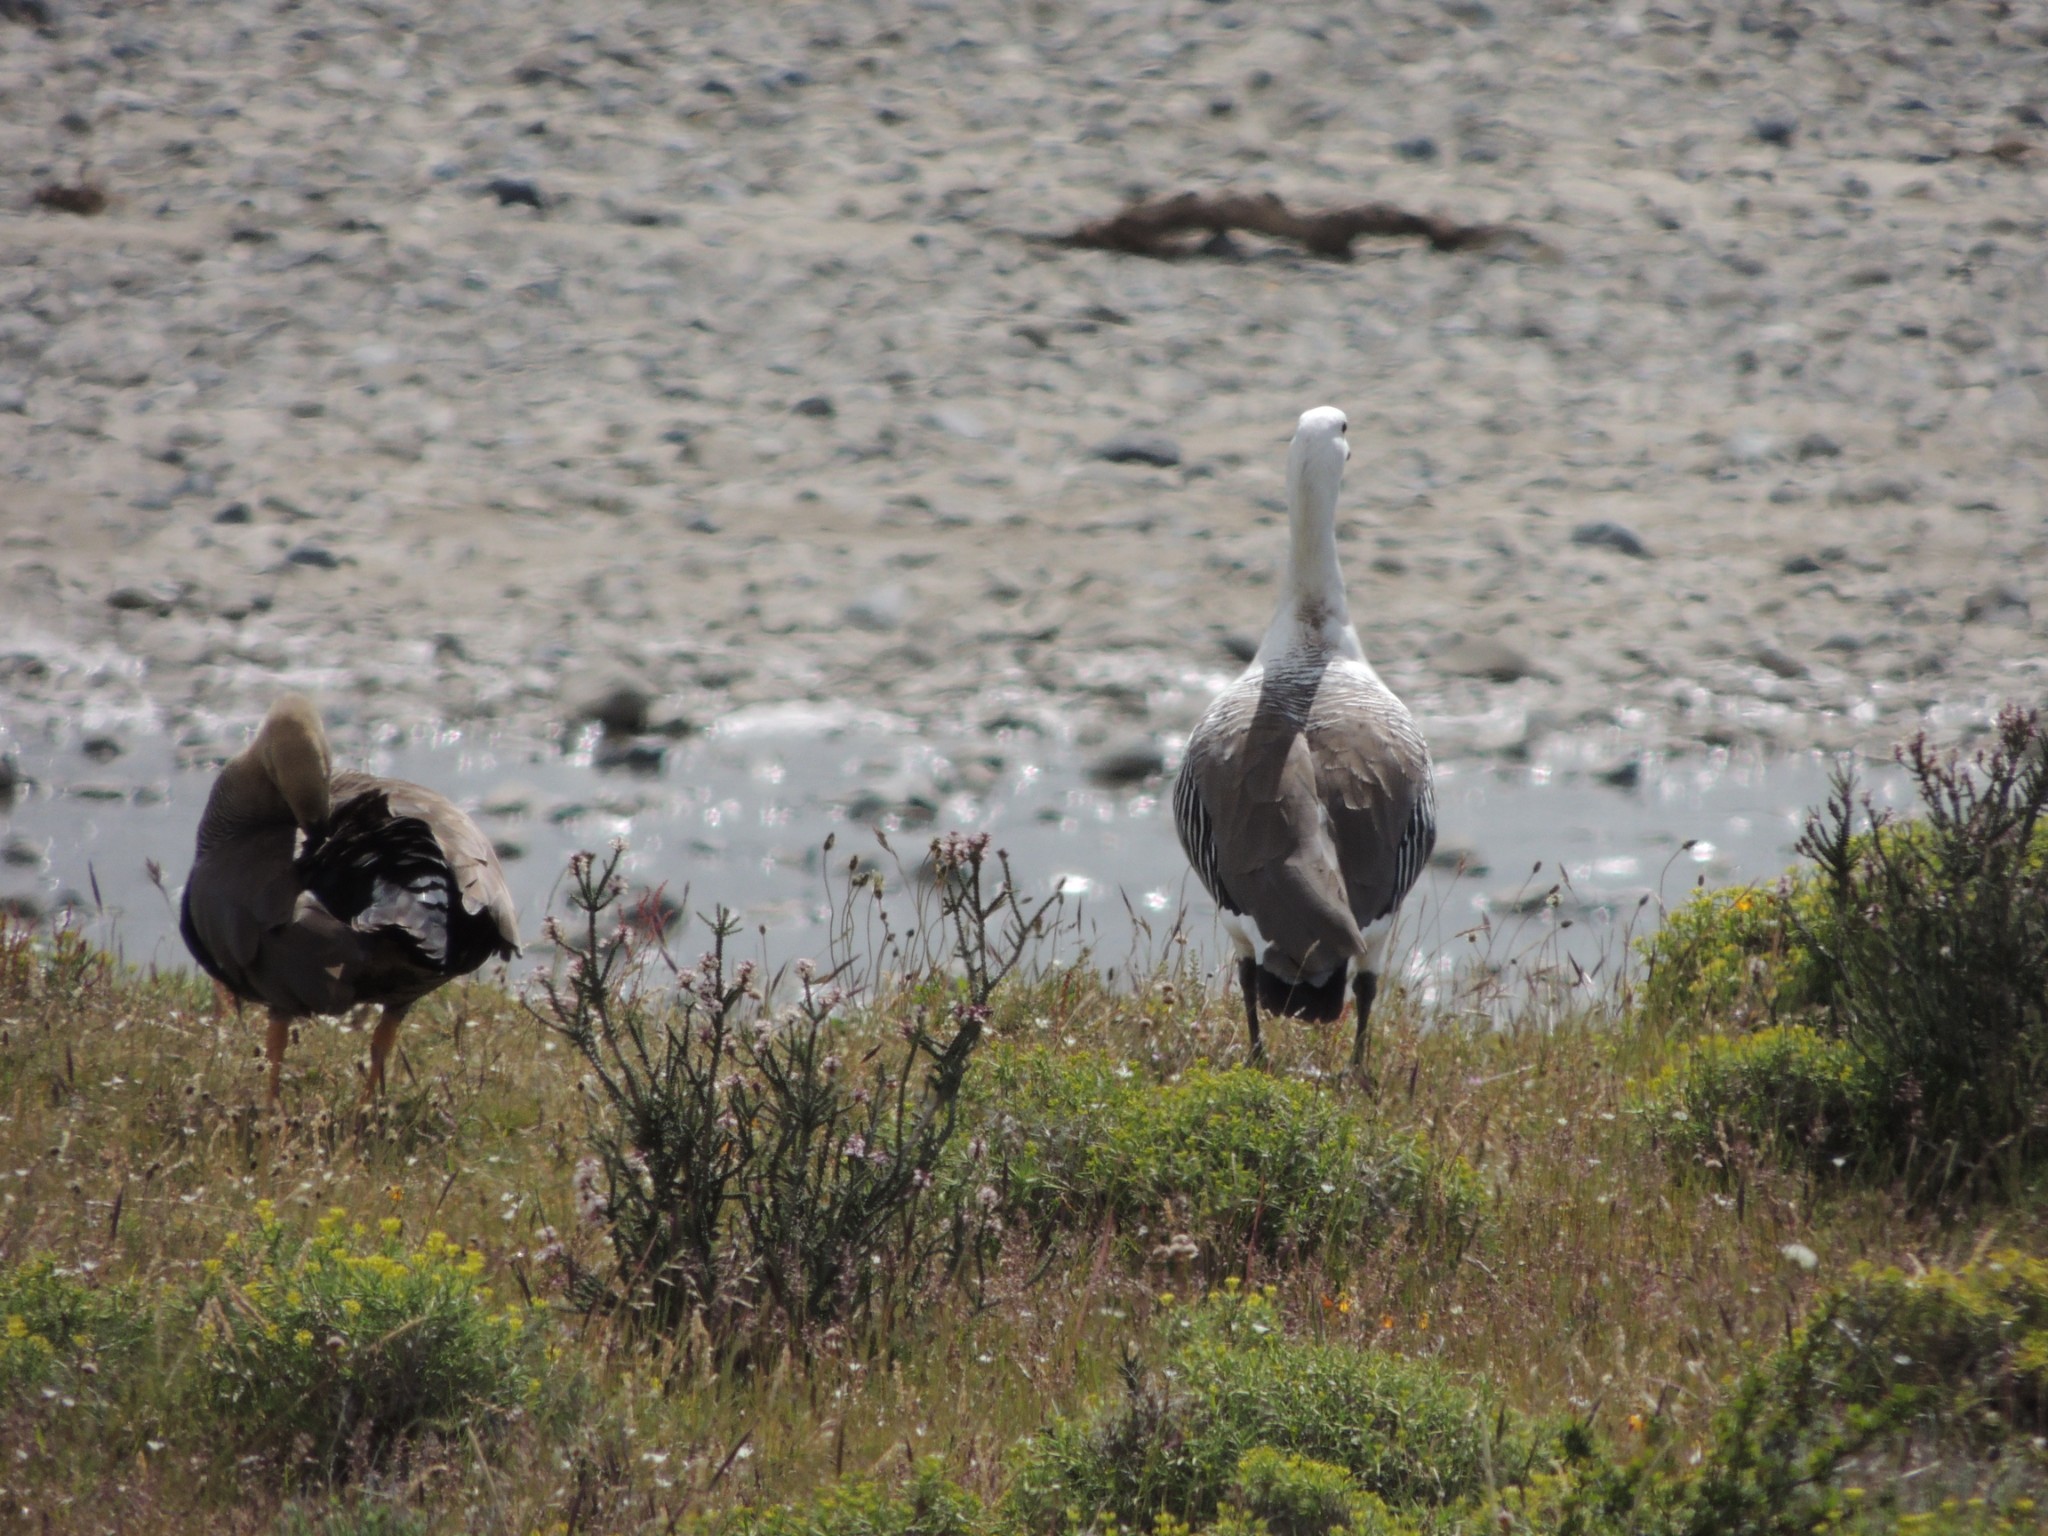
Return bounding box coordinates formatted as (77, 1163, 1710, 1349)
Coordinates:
(1285, 405, 1350, 512)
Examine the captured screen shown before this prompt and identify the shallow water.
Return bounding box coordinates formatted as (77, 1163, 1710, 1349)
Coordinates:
(0, 708, 1911, 992)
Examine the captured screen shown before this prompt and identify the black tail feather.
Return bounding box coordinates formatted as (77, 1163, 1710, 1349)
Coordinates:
(1254, 964, 1349, 1023)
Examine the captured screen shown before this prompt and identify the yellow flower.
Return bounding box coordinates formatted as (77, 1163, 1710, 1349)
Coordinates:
(380, 1217, 403, 1238)
(294, 1329, 314, 1347)
(342, 1299, 362, 1318)
(203, 1258, 223, 1276)
(286, 1289, 302, 1307)
(4, 1315, 26, 1339)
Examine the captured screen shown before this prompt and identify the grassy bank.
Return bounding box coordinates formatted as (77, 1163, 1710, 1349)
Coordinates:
(3, 729, 2046, 1534)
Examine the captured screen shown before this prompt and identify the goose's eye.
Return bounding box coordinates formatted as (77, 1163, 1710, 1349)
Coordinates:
(1339, 423, 1347, 435)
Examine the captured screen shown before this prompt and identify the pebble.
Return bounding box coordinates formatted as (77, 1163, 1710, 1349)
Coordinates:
(486, 177, 545, 209)
(213, 501, 252, 524)
(1832, 476, 1917, 506)
(106, 584, 176, 615)
(1088, 739, 1166, 786)
(844, 586, 907, 633)
(1962, 585, 2029, 626)
(1, 834, 47, 867)
(1794, 431, 1842, 461)
(1781, 553, 1825, 575)
(1752, 116, 1797, 146)
(1595, 758, 1642, 789)
(1435, 633, 1538, 683)
(1394, 135, 1439, 161)
(1751, 644, 1808, 680)
(1091, 433, 1182, 469)
(566, 677, 654, 735)
(1569, 521, 1652, 559)
(791, 395, 835, 418)
(80, 734, 125, 763)
(286, 543, 341, 569)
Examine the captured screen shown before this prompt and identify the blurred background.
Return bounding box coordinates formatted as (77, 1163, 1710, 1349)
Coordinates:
(0, 0, 2042, 970)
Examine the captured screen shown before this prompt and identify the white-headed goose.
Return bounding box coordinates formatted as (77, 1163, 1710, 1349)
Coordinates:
(180, 695, 520, 1102)
(1174, 406, 1435, 1071)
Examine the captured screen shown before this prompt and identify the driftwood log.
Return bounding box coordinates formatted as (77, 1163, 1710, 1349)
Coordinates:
(1057, 190, 1507, 259)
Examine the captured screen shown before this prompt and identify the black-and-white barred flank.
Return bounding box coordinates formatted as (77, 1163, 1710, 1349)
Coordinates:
(1386, 776, 1436, 918)
(296, 790, 460, 970)
(1172, 765, 1236, 915)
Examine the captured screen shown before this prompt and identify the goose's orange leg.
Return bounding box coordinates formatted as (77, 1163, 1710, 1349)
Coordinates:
(367, 1006, 407, 1097)
(265, 1009, 291, 1106)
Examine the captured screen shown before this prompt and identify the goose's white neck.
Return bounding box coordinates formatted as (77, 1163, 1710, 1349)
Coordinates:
(1253, 444, 1364, 666)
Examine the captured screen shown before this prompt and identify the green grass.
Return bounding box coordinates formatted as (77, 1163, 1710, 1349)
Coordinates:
(2, 840, 2046, 1533)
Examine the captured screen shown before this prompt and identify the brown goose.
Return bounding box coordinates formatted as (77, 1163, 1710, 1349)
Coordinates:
(179, 695, 520, 1102)
(1174, 407, 1435, 1072)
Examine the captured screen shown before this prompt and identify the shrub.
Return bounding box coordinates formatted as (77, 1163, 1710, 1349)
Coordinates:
(982, 1052, 1478, 1266)
(534, 835, 1053, 1360)
(1794, 711, 2048, 1188)
(1227, 1448, 1392, 1536)
(190, 1201, 544, 1474)
(1534, 1252, 2048, 1535)
(1637, 883, 1830, 1031)
(732, 1460, 987, 1536)
(1010, 1286, 1517, 1530)
(1636, 1024, 1883, 1172)
(0, 1254, 151, 1407)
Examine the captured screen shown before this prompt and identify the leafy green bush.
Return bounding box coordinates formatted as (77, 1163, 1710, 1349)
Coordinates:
(730, 1460, 988, 1536)
(1010, 1286, 1518, 1531)
(1639, 713, 2048, 1193)
(1795, 713, 2048, 1188)
(1227, 1448, 1392, 1536)
(1636, 1024, 1884, 1171)
(273, 1501, 435, 1536)
(1525, 1252, 2048, 1535)
(981, 1052, 1478, 1265)
(191, 1201, 545, 1474)
(0, 1254, 151, 1406)
(1637, 883, 1830, 1030)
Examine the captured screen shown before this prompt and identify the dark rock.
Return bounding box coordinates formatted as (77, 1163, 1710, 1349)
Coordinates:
(1436, 634, 1538, 683)
(1090, 740, 1165, 786)
(1794, 431, 1841, 460)
(1394, 135, 1439, 161)
(1596, 758, 1642, 789)
(1962, 585, 2030, 626)
(1220, 633, 1259, 664)
(80, 734, 124, 763)
(1569, 520, 1651, 559)
(213, 500, 251, 524)
(1817, 633, 1865, 653)
(569, 679, 653, 735)
(1752, 644, 1807, 680)
(33, 182, 107, 216)
(1832, 476, 1916, 506)
(286, 543, 341, 569)
(2, 834, 45, 867)
(792, 394, 835, 418)
(107, 584, 174, 615)
(69, 782, 129, 802)
(1091, 432, 1181, 468)
(0, 755, 22, 809)
(485, 177, 545, 209)
(1767, 483, 1810, 505)
(0, 894, 44, 925)
(1752, 116, 1797, 146)
(1781, 553, 1824, 575)
(594, 737, 666, 774)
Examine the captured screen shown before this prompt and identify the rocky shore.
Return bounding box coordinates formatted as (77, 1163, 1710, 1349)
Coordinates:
(2, 0, 2044, 778)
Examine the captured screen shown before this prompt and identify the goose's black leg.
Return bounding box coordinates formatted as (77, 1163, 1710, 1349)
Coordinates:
(1350, 970, 1379, 1077)
(1238, 956, 1265, 1065)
